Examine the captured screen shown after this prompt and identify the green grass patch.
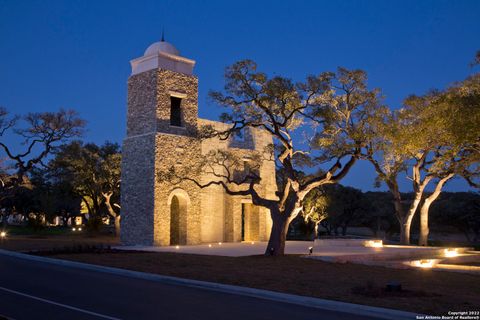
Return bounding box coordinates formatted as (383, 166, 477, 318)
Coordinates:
(3, 225, 70, 236)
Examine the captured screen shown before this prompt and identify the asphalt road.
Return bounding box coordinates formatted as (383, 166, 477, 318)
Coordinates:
(0, 254, 381, 320)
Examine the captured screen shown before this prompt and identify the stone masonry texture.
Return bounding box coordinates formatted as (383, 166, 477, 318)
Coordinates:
(121, 67, 276, 246)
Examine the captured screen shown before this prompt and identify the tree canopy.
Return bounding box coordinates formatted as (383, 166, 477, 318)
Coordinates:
(162, 60, 384, 255)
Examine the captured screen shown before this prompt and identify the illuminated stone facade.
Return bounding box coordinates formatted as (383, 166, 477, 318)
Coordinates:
(121, 40, 276, 246)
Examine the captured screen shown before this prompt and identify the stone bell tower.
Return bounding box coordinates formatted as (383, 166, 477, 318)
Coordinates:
(121, 38, 202, 246)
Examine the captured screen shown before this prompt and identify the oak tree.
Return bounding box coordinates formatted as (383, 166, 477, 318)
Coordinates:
(162, 60, 382, 255)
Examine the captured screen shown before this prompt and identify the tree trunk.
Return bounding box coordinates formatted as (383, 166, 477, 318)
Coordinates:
(114, 215, 121, 237)
(265, 213, 289, 256)
(389, 185, 412, 245)
(399, 214, 414, 245)
(418, 174, 454, 246)
(102, 192, 120, 236)
(418, 201, 431, 246)
(400, 201, 421, 245)
(389, 179, 425, 245)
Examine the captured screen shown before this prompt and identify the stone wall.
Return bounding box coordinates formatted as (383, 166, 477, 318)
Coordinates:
(120, 132, 156, 245)
(126, 70, 157, 136)
(122, 66, 276, 247)
(156, 69, 198, 136)
(153, 134, 202, 245)
(199, 118, 276, 242)
(200, 183, 225, 243)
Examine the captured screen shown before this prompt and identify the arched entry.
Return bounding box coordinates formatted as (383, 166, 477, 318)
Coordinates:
(168, 189, 190, 245)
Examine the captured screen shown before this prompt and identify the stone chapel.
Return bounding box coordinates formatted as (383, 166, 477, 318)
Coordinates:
(120, 39, 276, 246)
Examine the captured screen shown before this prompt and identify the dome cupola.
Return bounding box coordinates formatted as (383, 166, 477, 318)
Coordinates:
(130, 35, 195, 76)
(144, 39, 180, 56)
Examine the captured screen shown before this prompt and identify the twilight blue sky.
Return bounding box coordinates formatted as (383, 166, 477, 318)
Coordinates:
(0, 0, 479, 192)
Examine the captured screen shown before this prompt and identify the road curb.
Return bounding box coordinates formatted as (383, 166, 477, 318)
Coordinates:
(0, 249, 420, 320)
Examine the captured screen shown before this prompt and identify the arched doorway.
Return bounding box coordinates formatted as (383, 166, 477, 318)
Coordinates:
(168, 189, 189, 245)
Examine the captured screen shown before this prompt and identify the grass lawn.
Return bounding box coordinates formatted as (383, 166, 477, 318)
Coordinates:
(1, 235, 478, 315)
(3, 225, 72, 236)
(0, 233, 119, 252)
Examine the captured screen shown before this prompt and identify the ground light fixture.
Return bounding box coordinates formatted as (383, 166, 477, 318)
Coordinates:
(218, 242, 222, 245)
(412, 259, 436, 268)
(175, 245, 179, 249)
(208, 244, 212, 247)
(0, 231, 6, 238)
(444, 248, 459, 258)
(364, 240, 383, 248)
(308, 246, 313, 255)
(78, 227, 82, 231)
(72, 227, 76, 231)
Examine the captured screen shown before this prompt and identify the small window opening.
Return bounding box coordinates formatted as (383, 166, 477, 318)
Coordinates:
(233, 129, 245, 141)
(170, 97, 182, 127)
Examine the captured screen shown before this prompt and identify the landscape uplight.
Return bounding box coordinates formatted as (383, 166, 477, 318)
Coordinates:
(364, 240, 383, 248)
(78, 227, 82, 231)
(208, 244, 212, 248)
(0, 231, 6, 238)
(218, 242, 222, 245)
(251, 241, 255, 245)
(175, 245, 180, 249)
(444, 248, 458, 258)
(412, 259, 436, 268)
(72, 227, 76, 231)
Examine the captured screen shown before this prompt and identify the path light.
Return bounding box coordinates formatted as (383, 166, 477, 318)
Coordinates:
(251, 241, 255, 245)
(0, 231, 6, 238)
(308, 246, 313, 255)
(412, 259, 436, 268)
(72, 227, 76, 231)
(78, 227, 82, 231)
(364, 240, 383, 248)
(218, 242, 222, 245)
(175, 245, 179, 249)
(444, 248, 458, 258)
(208, 244, 212, 248)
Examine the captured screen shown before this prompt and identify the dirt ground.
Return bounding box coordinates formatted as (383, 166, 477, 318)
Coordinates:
(1, 235, 478, 315)
(51, 251, 479, 315)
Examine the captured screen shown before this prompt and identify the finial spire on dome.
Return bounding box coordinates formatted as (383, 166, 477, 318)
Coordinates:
(161, 28, 165, 42)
